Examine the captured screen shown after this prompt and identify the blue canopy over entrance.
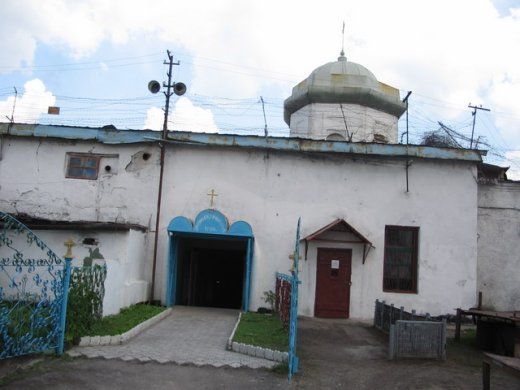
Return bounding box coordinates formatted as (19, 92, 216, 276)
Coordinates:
(166, 209, 254, 311)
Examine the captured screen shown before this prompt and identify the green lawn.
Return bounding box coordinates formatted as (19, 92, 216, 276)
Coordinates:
(233, 312, 289, 351)
(86, 303, 166, 336)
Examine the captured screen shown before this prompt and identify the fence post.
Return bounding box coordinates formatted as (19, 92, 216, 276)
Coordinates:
(426, 313, 430, 321)
(441, 319, 447, 360)
(374, 299, 379, 327)
(390, 303, 394, 324)
(411, 309, 416, 321)
(381, 301, 385, 330)
(389, 324, 395, 359)
(455, 308, 462, 342)
(56, 257, 72, 355)
(399, 306, 404, 321)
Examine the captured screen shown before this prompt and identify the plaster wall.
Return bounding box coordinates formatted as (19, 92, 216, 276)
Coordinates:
(289, 103, 398, 143)
(157, 145, 478, 319)
(0, 136, 158, 226)
(477, 182, 520, 311)
(0, 136, 158, 312)
(0, 229, 148, 315)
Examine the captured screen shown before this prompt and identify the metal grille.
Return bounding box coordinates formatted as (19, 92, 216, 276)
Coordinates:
(275, 273, 291, 330)
(0, 212, 71, 359)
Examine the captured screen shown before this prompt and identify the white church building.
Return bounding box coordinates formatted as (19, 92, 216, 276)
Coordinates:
(1, 52, 518, 319)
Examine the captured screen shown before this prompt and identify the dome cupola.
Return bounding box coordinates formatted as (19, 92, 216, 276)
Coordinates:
(284, 52, 406, 143)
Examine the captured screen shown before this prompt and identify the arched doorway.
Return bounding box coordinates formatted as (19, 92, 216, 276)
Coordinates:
(166, 209, 254, 311)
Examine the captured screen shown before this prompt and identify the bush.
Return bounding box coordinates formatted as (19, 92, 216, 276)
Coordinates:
(66, 264, 107, 344)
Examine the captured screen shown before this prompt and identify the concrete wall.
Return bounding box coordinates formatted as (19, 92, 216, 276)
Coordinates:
(477, 182, 520, 311)
(0, 228, 148, 316)
(156, 145, 478, 319)
(0, 135, 482, 319)
(289, 103, 398, 143)
(0, 136, 158, 314)
(0, 137, 158, 226)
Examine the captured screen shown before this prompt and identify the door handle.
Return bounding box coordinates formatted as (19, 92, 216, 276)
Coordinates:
(348, 281, 352, 286)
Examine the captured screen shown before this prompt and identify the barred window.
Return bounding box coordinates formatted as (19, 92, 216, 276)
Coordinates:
(383, 226, 419, 293)
(66, 153, 100, 180)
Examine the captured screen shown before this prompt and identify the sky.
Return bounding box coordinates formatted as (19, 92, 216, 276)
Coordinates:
(0, 0, 519, 178)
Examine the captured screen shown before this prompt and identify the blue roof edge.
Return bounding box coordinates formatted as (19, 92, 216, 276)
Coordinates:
(0, 123, 484, 162)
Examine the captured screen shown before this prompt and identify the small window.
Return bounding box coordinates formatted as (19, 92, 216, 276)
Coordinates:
(383, 226, 419, 293)
(66, 153, 101, 180)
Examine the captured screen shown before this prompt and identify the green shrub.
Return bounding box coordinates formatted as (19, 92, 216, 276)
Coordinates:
(66, 264, 107, 344)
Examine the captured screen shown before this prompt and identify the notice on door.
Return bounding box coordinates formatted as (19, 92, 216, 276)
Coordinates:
(331, 259, 340, 269)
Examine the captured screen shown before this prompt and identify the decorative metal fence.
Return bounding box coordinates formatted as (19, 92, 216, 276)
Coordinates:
(275, 218, 301, 381)
(0, 212, 72, 359)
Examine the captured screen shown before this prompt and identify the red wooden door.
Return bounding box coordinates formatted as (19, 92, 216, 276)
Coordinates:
(314, 248, 352, 318)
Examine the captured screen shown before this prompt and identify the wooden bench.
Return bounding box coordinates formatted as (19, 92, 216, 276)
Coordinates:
(482, 352, 520, 389)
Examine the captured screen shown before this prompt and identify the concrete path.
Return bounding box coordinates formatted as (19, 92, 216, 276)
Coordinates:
(293, 317, 520, 389)
(68, 306, 275, 369)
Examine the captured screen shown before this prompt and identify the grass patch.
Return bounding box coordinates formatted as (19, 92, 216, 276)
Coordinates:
(86, 303, 165, 336)
(271, 362, 289, 375)
(447, 328, 481, 369)
(233, 312, 289, 351)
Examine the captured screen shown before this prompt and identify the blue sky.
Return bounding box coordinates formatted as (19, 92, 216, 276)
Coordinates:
(1, 0, 519, 177)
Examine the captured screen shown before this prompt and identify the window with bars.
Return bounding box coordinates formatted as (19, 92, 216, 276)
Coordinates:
(383, 226, 419, 293)
(66, 153, 101, 180)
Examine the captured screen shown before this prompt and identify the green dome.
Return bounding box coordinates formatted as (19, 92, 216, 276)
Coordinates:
(284, 55, 406, 126)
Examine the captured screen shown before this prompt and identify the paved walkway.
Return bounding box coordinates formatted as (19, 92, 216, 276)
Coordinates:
(68, 306, 275, 369)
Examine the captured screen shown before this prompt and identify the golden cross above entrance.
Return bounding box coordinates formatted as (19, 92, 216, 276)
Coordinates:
(207, 189, 218, 208)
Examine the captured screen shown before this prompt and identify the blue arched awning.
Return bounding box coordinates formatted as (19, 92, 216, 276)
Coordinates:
(166, 209, 254, 311)
(168, 209, 253, 237)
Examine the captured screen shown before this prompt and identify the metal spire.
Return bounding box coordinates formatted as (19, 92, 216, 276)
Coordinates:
(339, 21, 347, 61)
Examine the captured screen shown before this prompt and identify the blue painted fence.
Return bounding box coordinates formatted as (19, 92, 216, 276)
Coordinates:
(0, 212, 71, 359)
(276, 218, 301, 381)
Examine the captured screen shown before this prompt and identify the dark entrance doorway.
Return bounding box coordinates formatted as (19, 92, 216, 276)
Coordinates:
(175, 237, 246, 309)
(315, 248, 352, 318)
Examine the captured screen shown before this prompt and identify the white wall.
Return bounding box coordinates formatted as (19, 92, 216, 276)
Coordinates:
(0, 136, 158, 313)
(0, 228, 148, 316)
(1, 135, 481, 319)
(0, 137, 158, 227)
(156, 145, 478, 319)
(477, 182, 520, 311)
(289, 103, 398, 143)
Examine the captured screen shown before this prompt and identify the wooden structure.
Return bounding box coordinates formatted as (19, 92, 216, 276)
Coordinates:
(482, 353, 520, 390)
(301, 219, 374, 263)
(455, 308, 520, 357)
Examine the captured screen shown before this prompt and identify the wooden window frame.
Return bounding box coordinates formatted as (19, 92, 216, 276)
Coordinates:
(65, 153, 101, 180)
(383, 225, 419, 294)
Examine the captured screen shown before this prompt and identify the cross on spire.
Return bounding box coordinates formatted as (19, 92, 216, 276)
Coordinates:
(207, 189, 218, 208)
(341, 21, 345, 57)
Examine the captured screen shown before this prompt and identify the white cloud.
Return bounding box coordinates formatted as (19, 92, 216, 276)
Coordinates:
(143, 107, 163, 131)
(0, 79, 55, 123)
(1, 0, 520, 145)
(143, 97, 219, 133)
(505, 151, 520, 180)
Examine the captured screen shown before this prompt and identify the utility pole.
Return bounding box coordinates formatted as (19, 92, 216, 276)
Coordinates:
(402, 91, 412, 145)
(260, 96, 268, 137)
(402, 91, 412, 193)
(6, 87, 17, 131)
(149, 50, 186, 302)
(468, 104, 490, 149)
